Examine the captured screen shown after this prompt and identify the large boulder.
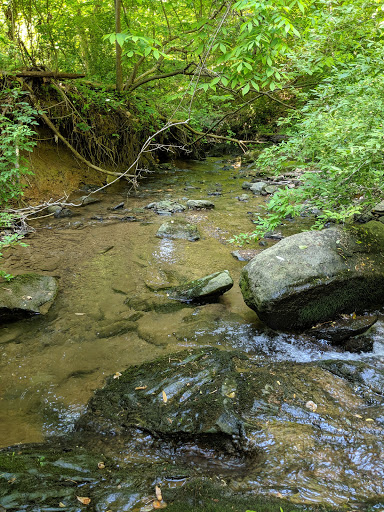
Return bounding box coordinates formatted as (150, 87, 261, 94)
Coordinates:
(0, 273, 58, 323)
(75, 348, 384, 506)
(239, 221, 384, 330)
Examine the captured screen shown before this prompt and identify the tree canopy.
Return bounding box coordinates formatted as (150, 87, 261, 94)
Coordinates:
(0, 0, 383, 239)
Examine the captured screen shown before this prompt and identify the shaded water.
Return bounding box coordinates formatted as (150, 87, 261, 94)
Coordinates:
(1, 156, 384, 508)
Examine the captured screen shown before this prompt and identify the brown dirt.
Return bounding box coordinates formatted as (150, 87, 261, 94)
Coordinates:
(22, 138, 105, 204)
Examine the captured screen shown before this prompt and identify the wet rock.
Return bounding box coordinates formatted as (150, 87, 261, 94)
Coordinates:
(263, 231, 284, 240)
(166, 270, 233, 302)
(96, 320, 138, 338)
(186, 200, 215, 209)
(80, 195, 101, 205)
(249, 182, 267, 195)
(308, 314, 378, 345)
(0, 438, 303, 512)
(236, 194, 249, 201)
(240, 221, 384, 331)
(75, 348, 384, 506)
(372, 199, 384, 215)
(76, 348, 245, 437)
(146, 200, 186, 214)
(264, 185, 278, 194)
(231, 249, 261, 261)
(156, 219, 200, 241)
(46, 205, 74, 218)
(110, 201, 125, 210)
(0, 273, 59, 323)
(241, 181, 253, 190)
(3, 349, 384, 510)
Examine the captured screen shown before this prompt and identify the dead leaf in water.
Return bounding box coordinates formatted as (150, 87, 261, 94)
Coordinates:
(76, 496, 91, 505)
(58, 503, 66, 508)
(366, 418, 374, 422)
(162, 390, 168, 403)
(155, 485, 162, 501)
(97, 461, 105, 469)
(113, 372, 122, 379)
(74, 313, 85, 316)
(135, 385, 147, 390)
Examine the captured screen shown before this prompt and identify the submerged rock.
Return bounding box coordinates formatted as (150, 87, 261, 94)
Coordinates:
(166, 270, 233, 302)
(76, 348, 244, 438)
(156, 219, 200, 241)
(240, 221, 384, 331)
(308, 314, 378, 346)
(0, 273, 58, 323)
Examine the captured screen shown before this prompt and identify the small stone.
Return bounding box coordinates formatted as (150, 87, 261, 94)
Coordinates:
(305, 401, 318, 412)
(250, 182, 267, 195)
(80, 195, 101, 205)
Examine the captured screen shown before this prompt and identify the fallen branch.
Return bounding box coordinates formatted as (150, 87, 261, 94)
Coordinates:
(21, 79, 134, 179)
(8, 71, 86, 79)
(176, 122, 267, 151)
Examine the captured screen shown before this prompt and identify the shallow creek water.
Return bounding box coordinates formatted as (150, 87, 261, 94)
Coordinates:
(1, 156, 384, 504)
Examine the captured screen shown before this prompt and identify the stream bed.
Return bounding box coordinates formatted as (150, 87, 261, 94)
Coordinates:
(1, 156, 384, 511)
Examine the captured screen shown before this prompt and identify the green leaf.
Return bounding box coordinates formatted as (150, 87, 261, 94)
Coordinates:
(153, 49, 160, 60)
(242, 83, 250, 95)
(115, 33, 127, 47)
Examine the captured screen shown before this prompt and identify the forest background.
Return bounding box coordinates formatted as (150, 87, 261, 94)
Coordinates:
(0, 0, 384, 273)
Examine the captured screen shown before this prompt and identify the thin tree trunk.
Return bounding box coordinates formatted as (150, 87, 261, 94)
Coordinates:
(115, 0, 123, 92)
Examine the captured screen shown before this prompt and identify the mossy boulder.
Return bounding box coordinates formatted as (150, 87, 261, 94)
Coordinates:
(167, 270, 233, 302)
(156, 219, 200, 241)
(240, 221, 384, 330)
(0, 273, 58, 323)
(75, 348, 384, 507)
(76, 348, 245, 438)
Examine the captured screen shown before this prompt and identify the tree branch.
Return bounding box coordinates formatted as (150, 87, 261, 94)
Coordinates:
(128, 63, 196, 92)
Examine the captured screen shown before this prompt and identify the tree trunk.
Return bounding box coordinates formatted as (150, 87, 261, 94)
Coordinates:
(115, 0, 123, 93)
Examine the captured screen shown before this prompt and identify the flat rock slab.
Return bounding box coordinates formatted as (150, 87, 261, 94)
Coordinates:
(156, 219, 200, 241)
(240, 221, 384, 331)
(0, 273, 58, 323)
(167, 270, 233, 302)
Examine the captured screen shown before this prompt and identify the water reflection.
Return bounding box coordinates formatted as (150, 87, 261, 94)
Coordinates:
(153, 238, 177, 264)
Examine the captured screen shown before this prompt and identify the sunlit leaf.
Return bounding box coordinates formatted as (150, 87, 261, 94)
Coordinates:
(76, 496, 91, 505)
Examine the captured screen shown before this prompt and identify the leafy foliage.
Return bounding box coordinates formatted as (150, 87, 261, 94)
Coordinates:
(246, 44, 384, 240)
(0, 88, 39, 205)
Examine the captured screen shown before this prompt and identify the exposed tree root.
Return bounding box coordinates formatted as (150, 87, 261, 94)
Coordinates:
(21, 80, 135, 179)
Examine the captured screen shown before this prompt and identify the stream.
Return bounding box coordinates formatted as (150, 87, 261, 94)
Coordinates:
(1, 155, 384, 510)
